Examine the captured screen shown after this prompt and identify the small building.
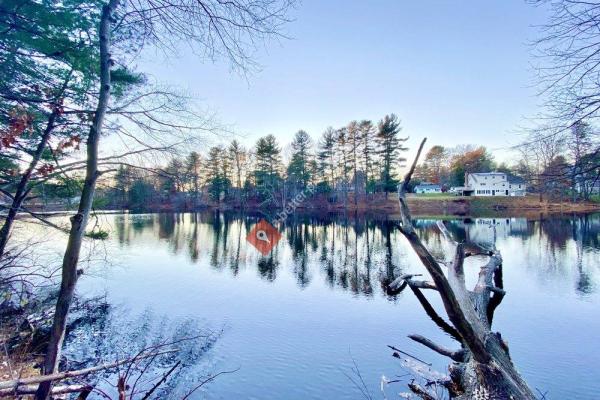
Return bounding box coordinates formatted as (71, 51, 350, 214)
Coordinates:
(413, 183, 442, 194)
(464, 172, 526, 197)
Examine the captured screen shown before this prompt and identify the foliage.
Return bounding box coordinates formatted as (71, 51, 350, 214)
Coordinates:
(449, 146, 495, 186)
(376, 114, 408, 193)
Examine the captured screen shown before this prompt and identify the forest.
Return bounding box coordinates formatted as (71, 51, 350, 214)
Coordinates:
(16, 117, 599, 213)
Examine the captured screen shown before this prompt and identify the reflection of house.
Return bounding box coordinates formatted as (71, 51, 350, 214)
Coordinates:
(462, 217, 529, 246)
(413, 183, 442, 194)
(458, 172, 526, 196)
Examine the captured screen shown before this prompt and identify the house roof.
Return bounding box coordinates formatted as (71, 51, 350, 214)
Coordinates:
(415, 183, 441, 189)
(466, 172, 526, 185)
(506, 173, 526, 184)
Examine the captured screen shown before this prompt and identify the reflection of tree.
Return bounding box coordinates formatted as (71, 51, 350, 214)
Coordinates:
(209, 212, 223, 269)
(188, 213, 200, 262)
(64, 301, 219, 398)
(540, 217, 571, 250)
(319, 221, 336, 288)
(380, 220, 397, 286)
(229, 219, 242, 275)
(158, 213, 176, 249)
(257, 252, 279, 281)
(113, 211, 600, 297)
(361, 219, 373, 296)
(573, 215, 596, 295)
(287, 221, 311, 287)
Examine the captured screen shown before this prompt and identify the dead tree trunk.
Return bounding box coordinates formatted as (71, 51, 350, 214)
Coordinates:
(390, 138, 536, 399)
(35, 1, 120, 398)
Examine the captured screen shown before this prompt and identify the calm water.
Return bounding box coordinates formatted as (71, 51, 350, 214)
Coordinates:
(25, 212, 600, 399)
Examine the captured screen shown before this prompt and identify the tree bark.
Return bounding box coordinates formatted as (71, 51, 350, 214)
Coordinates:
(0, 78, 76, 259)
(35, 1, 120, 398)
(0, 111, 57, 258)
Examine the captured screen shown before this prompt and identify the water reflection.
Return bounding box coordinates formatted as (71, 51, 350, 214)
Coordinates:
(112, 212, 600, 297)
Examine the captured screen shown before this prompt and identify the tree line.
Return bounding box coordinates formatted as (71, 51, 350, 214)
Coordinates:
(104, 114, 409, 209)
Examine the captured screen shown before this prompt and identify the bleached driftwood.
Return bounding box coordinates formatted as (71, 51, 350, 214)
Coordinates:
(391, 138, 536, 399)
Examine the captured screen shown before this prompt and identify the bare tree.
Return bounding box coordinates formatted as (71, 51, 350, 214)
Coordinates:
(532, 0, 600, 125)
(517, 126, 565, 201)
(390, 138, 536, 399)
(36, 1, 295, 397)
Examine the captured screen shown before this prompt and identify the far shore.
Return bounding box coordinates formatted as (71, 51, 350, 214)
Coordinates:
(11, 194, 600, 220)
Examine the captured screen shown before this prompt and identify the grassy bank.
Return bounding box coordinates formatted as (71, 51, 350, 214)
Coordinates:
(19, 193, 600, 218)
(406, 194, 600, 216)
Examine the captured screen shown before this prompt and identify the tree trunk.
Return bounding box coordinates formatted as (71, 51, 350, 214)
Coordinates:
(0, 109, 59, 259)
(35, 1, 119, 398)
(391, 138, 536, 400)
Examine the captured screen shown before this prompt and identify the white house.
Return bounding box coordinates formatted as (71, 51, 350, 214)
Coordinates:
(413, 183, 442, 194)
(462, 172, 526, 197)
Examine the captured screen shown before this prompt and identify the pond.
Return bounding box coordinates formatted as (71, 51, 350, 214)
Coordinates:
(24, 212, 600, 399)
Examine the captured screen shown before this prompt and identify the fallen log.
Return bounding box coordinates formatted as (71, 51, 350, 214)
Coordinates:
(392, 138, 537, 399)
(0, 349, 177, 394)
(0, 384, 91, 398)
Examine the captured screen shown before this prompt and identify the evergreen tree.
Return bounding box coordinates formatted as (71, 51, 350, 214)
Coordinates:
(205, 146, 231, 201)
(186, 151, 203, 202)
(254, 134, 282, 190)
(0, 0, 105, 257)
(228, 140, 247, 189)
(347, 121, 361, 203)
(335, 127, 351, 193)
(114, 165, 133, 206)
(376, 114, 408, 196)
(162, 158, 185, 193)
(359, 120, 376, 193)
(317, 127, 337, 192)
(287, 130, 314, 190)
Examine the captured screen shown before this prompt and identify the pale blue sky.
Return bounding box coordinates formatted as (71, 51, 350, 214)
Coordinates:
(139, 0, 548, 163)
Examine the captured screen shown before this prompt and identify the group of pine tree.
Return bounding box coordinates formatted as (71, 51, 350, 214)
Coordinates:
(109, 114, 408, 208)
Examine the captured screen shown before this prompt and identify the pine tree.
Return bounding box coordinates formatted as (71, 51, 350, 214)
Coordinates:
(186, 151, 203, 203)
(287, 130, 314, 190)
(228, 140, 248, 189)
(162, 158, 185, 193)
(359, 120, 376, 193)
(254, 134, 282, 190)
(376, 114, 408, 197)
(347, 121, 361, 204)
(335, 127, 352, 204)
(317, 127, 337, 191)
(205, 145, 231, 201)
(114, 165, 133, 206)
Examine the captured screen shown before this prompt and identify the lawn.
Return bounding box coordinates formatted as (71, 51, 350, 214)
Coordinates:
(409, 193, 458, 200)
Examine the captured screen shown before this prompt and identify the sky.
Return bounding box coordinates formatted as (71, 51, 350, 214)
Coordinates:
(138, 0, 549, 164)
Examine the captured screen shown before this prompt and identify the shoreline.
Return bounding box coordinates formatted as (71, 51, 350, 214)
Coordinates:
(11, 195, 600, 220)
